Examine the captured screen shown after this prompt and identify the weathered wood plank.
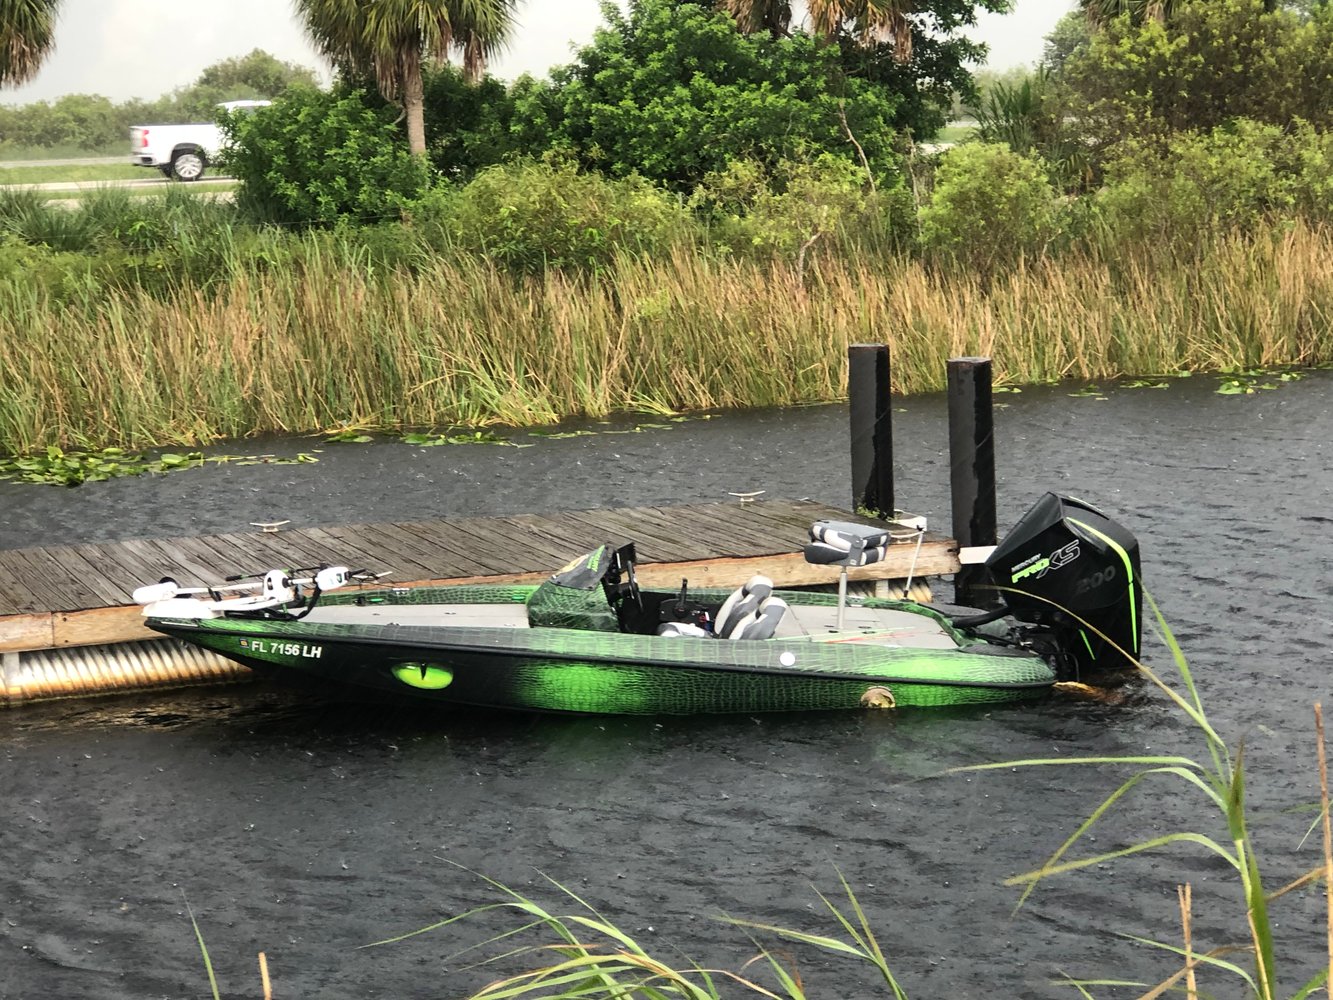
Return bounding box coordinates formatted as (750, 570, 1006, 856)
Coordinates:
(429, 521, 554, 576)
(1, 547, 100, 611)
(390, 521, 514, 576)
(0, 556, 42, 615)
(494, 513, 607, 554)
(338, 524, 458, 579)
(39, 546, 129, 606)
(554, 509, 718, 562)
(0, 612, 54, 652)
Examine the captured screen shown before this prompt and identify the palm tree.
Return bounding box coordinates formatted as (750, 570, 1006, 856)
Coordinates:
(0, 0, 60, 88)
(293, 0, 518, 157)
(1079, 0, 1179, 27)
(718, 0, 793, 38)
(720, 0, 915, 62)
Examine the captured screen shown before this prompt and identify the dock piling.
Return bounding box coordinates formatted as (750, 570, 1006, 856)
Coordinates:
(848, 344, 895, 519)
(948, 357, 998, 608)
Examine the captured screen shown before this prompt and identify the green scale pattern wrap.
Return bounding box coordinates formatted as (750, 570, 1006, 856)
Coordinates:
(156, 583, 1056, 715)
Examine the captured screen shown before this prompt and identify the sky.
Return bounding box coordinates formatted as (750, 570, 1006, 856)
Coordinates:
(2, 0, 1073, 106)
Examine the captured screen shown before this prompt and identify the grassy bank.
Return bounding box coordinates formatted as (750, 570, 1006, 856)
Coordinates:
(3, 224, 1333, 454)
(0, 163, 145, 184)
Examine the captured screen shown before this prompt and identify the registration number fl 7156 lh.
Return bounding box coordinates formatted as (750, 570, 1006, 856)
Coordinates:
(239, 638, 323, 658)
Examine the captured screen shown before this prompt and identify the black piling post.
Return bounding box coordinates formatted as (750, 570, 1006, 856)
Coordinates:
(848, 344, 894, 519)
(948, 357, 997, 608)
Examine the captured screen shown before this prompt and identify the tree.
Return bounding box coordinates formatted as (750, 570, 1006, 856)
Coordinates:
(1079, 0, 1276, 27)
(293, 0, 518, 156)
(528, 0, 904, 191)
(0, 0, 59, 88)
(1061, 0, 1333, 157)
(419, 62, 520, 178)
(220, 86, 430, 225)
(717, 0, 792, 38)
(833, 0, 1006, 140)
(721, 0, 917, 60)
(1041, 10, 1090, 71)
(196, 49, 320, 95)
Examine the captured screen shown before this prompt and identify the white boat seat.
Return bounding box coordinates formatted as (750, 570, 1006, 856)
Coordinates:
(804, 520, 890, 567)
(719, 596, 788, 640)
(714, 574, 774, 637)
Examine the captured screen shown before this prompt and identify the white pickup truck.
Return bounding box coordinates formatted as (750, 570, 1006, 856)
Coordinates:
(128, 99, 270, 181)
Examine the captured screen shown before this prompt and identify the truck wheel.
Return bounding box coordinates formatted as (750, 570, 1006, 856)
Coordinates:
(170, 150, 206, 181)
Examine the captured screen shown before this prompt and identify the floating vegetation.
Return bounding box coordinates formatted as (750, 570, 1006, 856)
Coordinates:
(0, 446, 318, 487)
(399, 430, 520, 447)
(1216, 366, 1306, 395)
(1067, 386, 1108, 399)
(526, 428, 600, 440)
(1122, 379, 1170, 389)
(324, 429, 375, 444)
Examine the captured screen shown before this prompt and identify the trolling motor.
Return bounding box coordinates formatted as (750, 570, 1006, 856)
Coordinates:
(982, 493, 1142, 679)
(133, 565, 372, 621)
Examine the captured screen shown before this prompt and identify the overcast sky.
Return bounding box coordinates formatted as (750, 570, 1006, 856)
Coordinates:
(2, 0, 1073, 106)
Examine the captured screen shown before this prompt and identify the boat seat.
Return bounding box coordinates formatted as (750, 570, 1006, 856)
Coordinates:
(804, 520, 890, 567)
(719, 596, 788, 640)
(714, 575, 774, 637)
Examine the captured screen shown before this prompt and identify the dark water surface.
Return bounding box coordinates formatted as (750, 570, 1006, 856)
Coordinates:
(3, 373, 1333, 999)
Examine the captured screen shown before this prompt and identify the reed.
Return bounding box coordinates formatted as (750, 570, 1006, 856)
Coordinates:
(4, 224, 1333, 454)
(955, 591, 1333, 999)
(354, 866, 910, 1000)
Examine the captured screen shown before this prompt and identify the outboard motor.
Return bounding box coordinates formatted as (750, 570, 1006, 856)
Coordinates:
(985, 493, 1141, 679)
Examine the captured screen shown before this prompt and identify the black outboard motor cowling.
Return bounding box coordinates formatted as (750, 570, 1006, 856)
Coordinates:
(985, 493, 1141, 678)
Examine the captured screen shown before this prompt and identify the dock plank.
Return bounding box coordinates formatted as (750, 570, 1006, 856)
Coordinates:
(435, 518, 563, 574)
(0, 556, 41, 615)
(39, 546, 129, 606)
(389, 521, 516, 577)
(0, 547, 99, 611)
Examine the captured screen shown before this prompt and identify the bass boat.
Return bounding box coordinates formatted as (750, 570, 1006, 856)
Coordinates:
(135, 493, 1142, 715)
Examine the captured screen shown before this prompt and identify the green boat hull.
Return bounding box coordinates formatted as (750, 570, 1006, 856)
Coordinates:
(149, 584, 1056, 715)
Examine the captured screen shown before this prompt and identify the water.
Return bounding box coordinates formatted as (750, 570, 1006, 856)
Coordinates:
(3, 372, 1332, 999)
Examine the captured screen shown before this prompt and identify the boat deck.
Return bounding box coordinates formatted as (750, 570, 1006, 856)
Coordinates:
(0, 498, 961, 654)
(307, 598, 960, 648)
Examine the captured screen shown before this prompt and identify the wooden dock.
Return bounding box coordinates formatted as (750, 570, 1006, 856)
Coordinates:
(0, 498, 960, 655)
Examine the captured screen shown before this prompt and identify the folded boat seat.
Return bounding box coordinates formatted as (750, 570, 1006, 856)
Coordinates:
(804, 521, 890, 567)
(719, 595, 788, 640)
(713, 575, 787, 640)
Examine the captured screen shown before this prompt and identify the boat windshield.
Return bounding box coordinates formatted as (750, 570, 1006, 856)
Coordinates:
(549, 545, 617, 590)
(527, 542, 638, 632)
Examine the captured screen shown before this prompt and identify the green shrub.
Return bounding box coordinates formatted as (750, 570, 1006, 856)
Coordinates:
(221, 87, 432, 226)
(1096, 120, 1302, 246)
(416, 157, 693, 273)
(0, 188, 96, 252)
(532, 0, 902, 192)
(917, 142, 1059, 270)
(1060, 0, 1333, 162)
(1290, 120, 1333, 225)
(0, 235, 101, 303)
(689, 154, 914, 261)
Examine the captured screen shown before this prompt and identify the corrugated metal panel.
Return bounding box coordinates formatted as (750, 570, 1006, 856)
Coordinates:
(0, 640, 249, 705)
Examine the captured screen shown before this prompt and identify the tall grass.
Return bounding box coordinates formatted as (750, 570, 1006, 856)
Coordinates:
(3, 223, 1333, 453)
(353, 866, 910, 1000)
(956, 593, 1333, 999)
